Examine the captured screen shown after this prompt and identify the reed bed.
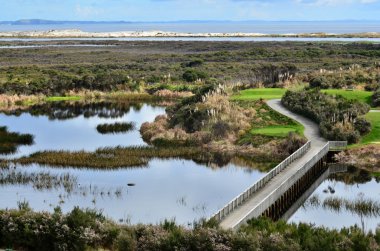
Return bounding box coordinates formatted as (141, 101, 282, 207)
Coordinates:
(306, 195, 380, 218)
(14, 146, 202, 169)
(0, 167, 77, 193)
(96, 122, 135, 134)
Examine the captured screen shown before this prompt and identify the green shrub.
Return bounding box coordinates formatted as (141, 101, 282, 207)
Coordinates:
(1, 208, 379, 251)
(282, 90, 370, 143)
(310, 76, 329, 89)
(182, 69, 208, 82)
(373, 89, 380, 107)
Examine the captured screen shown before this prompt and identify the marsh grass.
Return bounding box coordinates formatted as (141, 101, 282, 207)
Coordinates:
(308, 195, 380, 218)
(0, 126, 34, 154)
(96, 122, 135, 134)
(0, 166, 77, 193)
(15, 146, 202, 169)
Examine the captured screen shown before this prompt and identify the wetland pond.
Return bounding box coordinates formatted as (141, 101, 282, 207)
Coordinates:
(0, 101, 265, 225)
(1, 101, 379, 230)
(289, 166, 380, 232)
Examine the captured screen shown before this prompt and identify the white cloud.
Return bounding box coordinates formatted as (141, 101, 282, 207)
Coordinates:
(75, 4, 103, 18)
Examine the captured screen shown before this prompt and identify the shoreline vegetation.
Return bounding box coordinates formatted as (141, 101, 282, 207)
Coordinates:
(0, 91, 185, 110)
(0, 126, 34, 154)
(0, 206, 379, 251)
(1, 29, 380, 38)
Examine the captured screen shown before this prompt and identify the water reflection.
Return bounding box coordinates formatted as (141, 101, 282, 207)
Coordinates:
(0, 101, 166, 158)
(0, 160, 264, 225)
(289, 165, 380, 232)
(2, 101, 148, 120)
(0, 101, 267, 225)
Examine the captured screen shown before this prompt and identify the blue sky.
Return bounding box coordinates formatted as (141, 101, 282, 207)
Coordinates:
(0, 0, 379, 21)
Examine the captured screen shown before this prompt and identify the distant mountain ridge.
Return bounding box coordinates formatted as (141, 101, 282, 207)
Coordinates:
(0, 19, 131, 25)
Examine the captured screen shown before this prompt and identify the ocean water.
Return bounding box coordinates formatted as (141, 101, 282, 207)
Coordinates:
(1, 21, 380, 34)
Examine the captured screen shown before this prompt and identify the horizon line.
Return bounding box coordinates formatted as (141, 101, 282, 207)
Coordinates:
(2, 19, 380, 23)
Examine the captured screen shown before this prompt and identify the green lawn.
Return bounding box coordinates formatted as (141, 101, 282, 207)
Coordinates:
(321, 89, 373, 106)
(251, 124, 304, 138)
(360, 111, 380, 145)
(45, 96, 82, 102)
(232, 88, 286, 101)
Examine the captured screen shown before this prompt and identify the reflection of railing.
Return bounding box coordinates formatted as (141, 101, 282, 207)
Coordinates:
(328, 163, 348, 174)
(211, 141, 311, 222)
(328, 141, 348, 151)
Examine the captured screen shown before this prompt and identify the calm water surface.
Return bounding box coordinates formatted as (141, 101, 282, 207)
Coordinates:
(0, 101, 264, 224)
(0, 102, 165, 158)
(289, 167, 380, 232)
(2, 101, 379, 229)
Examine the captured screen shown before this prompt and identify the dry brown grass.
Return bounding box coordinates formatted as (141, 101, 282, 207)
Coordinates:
(334, 145, 380, 171)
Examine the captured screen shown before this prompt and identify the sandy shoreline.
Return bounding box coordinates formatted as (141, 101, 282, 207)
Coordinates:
(0, 29, 380, 38)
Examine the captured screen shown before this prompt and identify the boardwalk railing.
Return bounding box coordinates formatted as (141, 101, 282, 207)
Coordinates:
(329, 141, 348, 151)
(210, 140, 311, 222)
(231, 142, 331, 229)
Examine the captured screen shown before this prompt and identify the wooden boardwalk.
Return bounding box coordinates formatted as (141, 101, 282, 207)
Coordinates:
(217, 99, 330, 230)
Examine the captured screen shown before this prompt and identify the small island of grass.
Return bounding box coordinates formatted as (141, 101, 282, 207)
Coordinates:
(0, 126, 34, 154)
(96, 122, 135, 134)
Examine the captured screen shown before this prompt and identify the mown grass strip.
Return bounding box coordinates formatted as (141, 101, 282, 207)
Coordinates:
(321, 89, 373, 106)
(45, 96, 82, 102)
(360, 111, 380, 145)
(232, 88, 286, 101)
(251, 124, 304, 138)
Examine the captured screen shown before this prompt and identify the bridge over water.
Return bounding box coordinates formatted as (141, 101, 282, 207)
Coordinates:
(211, 99, 347, 230)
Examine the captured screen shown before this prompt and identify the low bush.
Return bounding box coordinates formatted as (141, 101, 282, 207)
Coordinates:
(1, 208, 379, 251)
(282, 90, 371, 143)
(373, 89, 380, 107)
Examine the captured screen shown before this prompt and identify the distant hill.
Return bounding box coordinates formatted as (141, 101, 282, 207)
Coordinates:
(0, 19, 131, 25)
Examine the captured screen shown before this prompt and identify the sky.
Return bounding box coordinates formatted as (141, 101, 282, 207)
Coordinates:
(0, 0, 379, 22)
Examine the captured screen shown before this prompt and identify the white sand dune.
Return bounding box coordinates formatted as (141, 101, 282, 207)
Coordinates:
(0, 29, 267, 38)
